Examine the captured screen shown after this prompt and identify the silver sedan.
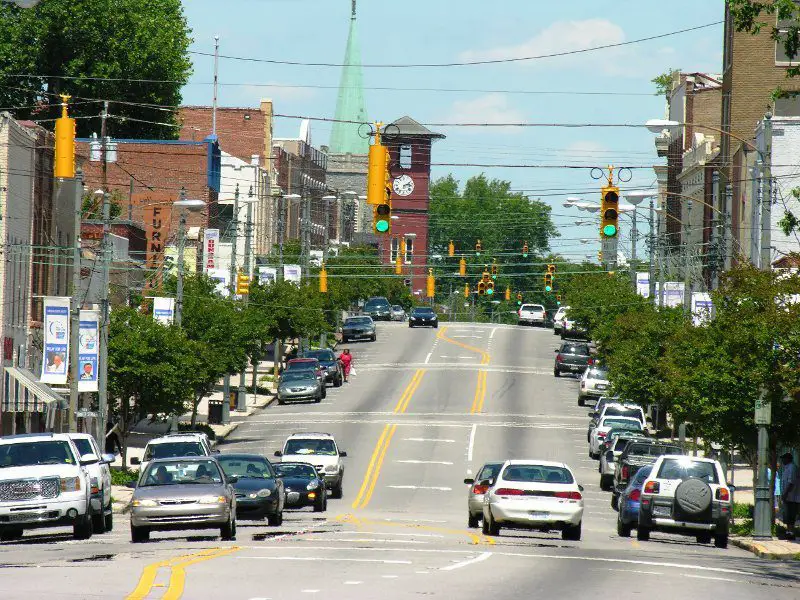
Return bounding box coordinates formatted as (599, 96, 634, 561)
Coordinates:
(129, 457, 236, 543)
(464, 461, 503, 528)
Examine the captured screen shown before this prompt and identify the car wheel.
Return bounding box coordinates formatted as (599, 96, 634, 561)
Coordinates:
(321, 387, 327, 399)
(714, 533, 728, 549)
(617, 515, 631, 538)
(314, 394, 322, 403)
(91, 511, 106, 534)
(267, 510, 283, 526)
(104, 511, 113, 532)
(696, 533, 712, 544)
(482, 510, 500, 536)
(467, 513, 480, 528)
(636, 526, 650, 541)
(554, 369, 560, 378)
(278, 398, 286, 405)
(342, 337, 349, 344)
(221, 514, 236, 541)
(433, 323, 438, 329)
(600, 475, 612, 491)
(562, 522, 582, 541)
(0, 527, 23, 542)
(371, 334, 377, 342)
(130, 525, 150, 543)
(73, 514, 93, 540)
(331, 479, 343, 499)
(578, 396, 584, 406)
(313, 496, 327, 512)
(409, 324, 414, 328)
(334, 375, 343, 388)
(611, 494, 619, 511)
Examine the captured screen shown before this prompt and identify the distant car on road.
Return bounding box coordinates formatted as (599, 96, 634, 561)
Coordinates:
(578, 366, 610, 406)
(341, 316, 376, 343)
(588, 416, 643, 459)
(301, 349, 344, 387)
(562, 318, 589, 340)
(274, 432, 347, 499)
(553, 306, 569, 335)
(554, 341, 592, 377)
(616, 464, 653, 537)
(277, 370, 324, 405)
(132, 432, 214, 474)
(390, 305, 406, 321)
(612, 440, 684, 509)
(364, 297, 392, 321)
(408, 306, 438, 328)
(463, 461, 503, 528)
(218, 454, 285, 525)
(273, 462, 328, 512)
(517, 303, 546, 327)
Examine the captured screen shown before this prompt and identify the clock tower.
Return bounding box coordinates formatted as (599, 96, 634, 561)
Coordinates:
(383, 117, 445, 297)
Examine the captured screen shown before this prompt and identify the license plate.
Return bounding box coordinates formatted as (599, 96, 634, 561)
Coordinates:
(568, 365, 579, 371)
(528, 511, 549, 519)
(652, 505, 671, 517)
(596, 384, 608, 390)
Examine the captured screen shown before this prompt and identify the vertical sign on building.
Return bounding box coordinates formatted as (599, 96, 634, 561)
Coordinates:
(153, 297, 175, 325)
(258, 266, 277, 285)
(284, 264, 302, 284)
(78, 309, 99, 392)
(203, 228, 220, 273)
(133, 191, 174, 289)
(41, 297, 70, 385)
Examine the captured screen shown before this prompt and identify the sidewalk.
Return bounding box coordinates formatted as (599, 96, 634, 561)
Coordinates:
(731, 537, 800, 560)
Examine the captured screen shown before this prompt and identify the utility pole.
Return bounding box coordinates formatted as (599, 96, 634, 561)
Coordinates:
(761, 112, 773, 270)
(648, 196, 656, 300)
(237, 187, 254, 411)
(301, 195, 310, 279)
(175, 195, 187, 329)
(98, 100, 111, 442)
(228, 184, 240, 293)
(710, 170, 720, 290)
(658, 204, 666, 308)
(682, 200, 692, 316)
(212, 35, 219, 136)
(629, 207, 638, 290)
(724, 182, 733, 271)
(277, 194, 285, 282)
(68, 171, 83, 434)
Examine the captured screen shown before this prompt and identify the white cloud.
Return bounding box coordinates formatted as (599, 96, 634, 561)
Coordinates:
(444, 93, 525, 131)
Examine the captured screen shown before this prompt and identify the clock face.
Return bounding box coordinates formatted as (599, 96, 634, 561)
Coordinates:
(393, 174, 415, 197)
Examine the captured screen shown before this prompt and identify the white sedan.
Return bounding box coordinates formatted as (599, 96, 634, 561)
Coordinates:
(481, 460, 584, 541)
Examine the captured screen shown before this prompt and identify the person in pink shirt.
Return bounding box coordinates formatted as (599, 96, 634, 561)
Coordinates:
(338, 349, 352, 383)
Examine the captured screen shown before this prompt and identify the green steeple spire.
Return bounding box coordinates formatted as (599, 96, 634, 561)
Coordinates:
(329, 1, 368, 155)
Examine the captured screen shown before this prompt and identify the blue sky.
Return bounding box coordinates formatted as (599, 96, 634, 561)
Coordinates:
(181, 0, 723, 260)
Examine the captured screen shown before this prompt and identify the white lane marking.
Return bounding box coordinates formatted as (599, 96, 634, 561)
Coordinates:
(405, 437, 456, 443)
(441, 552, 492, 571)
(382, 575, 399, 579)
(244, 557, 413, 565)
(301, 591, 320, 594)
(344, 581, 363, 585)
(387, 485, 452, 491)
(489, 328, 498, 340)
(379, 518, 449, 524)
(356, 531, 445, 538)
(425, 352, 432, 364)
(415, 571, 430, 574)
(396, 460, 454, 465)
(467, 424, 477, 462)
(684, 574, 740, 583)
(498, 553, 754, 576)
(593, 568, 663, 576)
(241, 545, 473, 555)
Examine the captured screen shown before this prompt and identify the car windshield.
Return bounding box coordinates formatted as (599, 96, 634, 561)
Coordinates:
(586, 368, 608, 379)
(274, 463, 318, 479)
(286, 360, 318, 370)
(0, 440, 77, 467)
(71, 438, 95, 457)
(392, 305, 403, 311)
(602, 419, 642, 431)
(521, 305, 544, 312)
(144, 441, 205, 462)
(657, 458, 719, 483)
(281, 372, 317, 383)
(561, 344, 589, 354)
(345, 317, 371, 326)
(412, 308, 435, 315)
(141, 460, 222, 486)
(614, 438, 631, 452)
(632, 466, 653, 485)
(477, 463, 503, 481)
(218, 456, 273, 479)
(303, 350, 335, 361)
(628, 443, 683, 457)
(284, 439, 338, 456)
(604, 407, 643, 420)
(365, 300, 390, 310)
(502, 464, 574, 484)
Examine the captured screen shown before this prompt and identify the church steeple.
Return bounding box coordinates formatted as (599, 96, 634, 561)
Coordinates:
(329, 0, 368, 155)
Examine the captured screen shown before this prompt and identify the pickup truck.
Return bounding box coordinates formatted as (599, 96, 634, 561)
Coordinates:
(611, 439, 684, 510)
(598, 431, 649, 491)
(553, 341, 592, 377)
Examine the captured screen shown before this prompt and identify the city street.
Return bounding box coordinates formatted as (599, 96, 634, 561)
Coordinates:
(0, 322, 797, 599)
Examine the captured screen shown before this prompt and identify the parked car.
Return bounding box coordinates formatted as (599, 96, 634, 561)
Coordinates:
(68, 433, 115, 533)
(129, 456, 236, 543)
(553, 306, 569, 335)
(553, 341, 592, 377)
(463, 461, 503, 528)
(132, 432, 214, 473)
(390, 305, 406, 321)
(274, 432, 346, 499)
(518, 303, 546, 327)
(561, 319, 589, 340)
(277, 371, 324, 405)
(273, 462, 328, 512)
(598, 431, 649, 491)
(341, 316, 377, 343)
(612, 440, 684, 510)
(364, 297, 392, 321)
(301, 349, 343, 387)
(616, 465, 653, 537)
(637, 456, 731, 548)
(578, 367, 610, 406)
(588, 416, 643, 459)
(481, 460, 584, 541)
(408, 306, 438, 328)
(588, 403, 647, 439)
(217, 454, 285, 525)
(0, 433, 101, 541)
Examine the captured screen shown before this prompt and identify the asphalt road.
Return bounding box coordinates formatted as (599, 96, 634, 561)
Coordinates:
(1, 322, 798, 599)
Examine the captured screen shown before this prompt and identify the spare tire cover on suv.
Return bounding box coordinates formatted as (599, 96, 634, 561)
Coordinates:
(674, 478, 712, 515)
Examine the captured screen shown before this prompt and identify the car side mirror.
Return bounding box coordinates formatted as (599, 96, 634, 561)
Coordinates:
(339, 451, 347, 457)
(464, 477, 475, 485)
(606, 451, 614, 462)
(274, 451, 282, 457)
(80, 453, 99, 466)
(578, 485, 585, 492)
(554, 348, 559, 352)
(126, 480, 138, 489)
(212, 449, 220, 455)
(130, 457, 141, 466)
(227, 476, 238, 484)
(100, 453, 116, 464)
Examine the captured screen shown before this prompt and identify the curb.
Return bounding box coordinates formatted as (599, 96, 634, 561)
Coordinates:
(731, 537, 800, 560)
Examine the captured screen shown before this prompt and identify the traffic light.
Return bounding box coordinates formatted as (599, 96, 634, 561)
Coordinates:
(600, 183, 620, 238)
(504, 287, 511, 301)
(464, 283, 470, 298)
(426, 269, 435, 299)
(54, 94, 75, 179)
(491, 260, 498, 279)
(544, 272, 553, 293)
(486, 281, 494, 295)
(395, 241, 402, 275)
(459, 258, 466, 277)
(236, 272, 250, 295)
(448, 240, 455, 257)
(556, 293, 562, 306)
(516, 292, 523, 306)
(522, 241, 529, 258)
(547, 263, 556, 274)
(478, 281, 486, 295)
(319, 265, 328, 293)
(475, 240, 482, 256)
(367, 123, 392, 234)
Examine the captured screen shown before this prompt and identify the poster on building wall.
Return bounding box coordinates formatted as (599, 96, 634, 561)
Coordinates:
(207, 269, 229, 295)
(284, 265, 302, 284)
(258, 267, 277, 286)
(153, 297, 175, 325)
(41, 297, 70, 385)
(203, 229, 220, 273)
(78, 310, 99, 393)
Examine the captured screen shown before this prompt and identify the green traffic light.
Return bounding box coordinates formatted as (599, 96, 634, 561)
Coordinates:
(487, 288, 493, 295)
(375, 220, 389, 233)
(517, 300, 522, 306)
(557, 301, 562, 306)
(602, 224, 617, 237)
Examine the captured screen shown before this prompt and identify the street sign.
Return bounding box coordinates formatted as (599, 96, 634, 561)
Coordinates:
(754, 394, 772, 425)
(76, 409, 98, 419)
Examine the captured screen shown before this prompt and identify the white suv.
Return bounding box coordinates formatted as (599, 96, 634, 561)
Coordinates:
(68, 433, 115, 533)
(637, 456, 731, 548)
(518, 304, 546, 327)
(0, 433, 101, 541)
(132, 432, 214, 473)
(275, 433, 347, 499)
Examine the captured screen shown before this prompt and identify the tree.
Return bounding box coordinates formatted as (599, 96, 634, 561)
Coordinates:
(0, 0, 192, 138)
(652, 68, 680, 97)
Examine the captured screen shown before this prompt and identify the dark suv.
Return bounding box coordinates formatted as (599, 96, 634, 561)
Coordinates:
(364, 297, 392, 321)
(554, 342, 592, 377)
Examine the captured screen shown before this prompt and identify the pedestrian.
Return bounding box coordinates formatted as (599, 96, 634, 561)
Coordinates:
(338, 348, 352, 383)
(779, 451, 799, 540)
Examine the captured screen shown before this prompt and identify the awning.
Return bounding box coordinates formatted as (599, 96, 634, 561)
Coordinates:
(2, 367, 66, 414)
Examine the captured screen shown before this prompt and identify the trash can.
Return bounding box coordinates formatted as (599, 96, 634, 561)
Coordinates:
(208, 400, 224, 425)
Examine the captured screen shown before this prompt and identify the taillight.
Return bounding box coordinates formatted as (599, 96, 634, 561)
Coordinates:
(621, 465, 629, 480)
(472, 484, 489, 495)
(494, 488, 525, 496)
(556, 354, 564, 363)
(643, 481, 660, 494)
(629, 488, 641, 502)
(597, 431, 607, 438)
(716, 487, 730, 501)
(588, 358, 594, 365)
(555, 491, 582, 500)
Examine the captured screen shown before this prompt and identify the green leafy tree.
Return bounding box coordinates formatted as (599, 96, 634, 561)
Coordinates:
(652, 68, 680, 97)
(0, 0, 192, 138)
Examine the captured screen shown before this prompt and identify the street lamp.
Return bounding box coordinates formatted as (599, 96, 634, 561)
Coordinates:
(625, 190, 658, 302)
(173, 193, 206, 328)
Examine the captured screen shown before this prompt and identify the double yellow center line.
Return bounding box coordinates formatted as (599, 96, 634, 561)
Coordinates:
(437, 326, 491, 412)
(352, 369, 425, 510)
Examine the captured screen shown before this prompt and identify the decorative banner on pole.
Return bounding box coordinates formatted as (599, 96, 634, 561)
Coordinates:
(78, 310, 99, 392)
(691, 293, 714, 326)
(203, 229, 220, 273)
(153, 297, 175, 325)
(636, 272, 650, 298)
(258, 266, 277, 286)
(207, 268, 229, 295)
(284, 264, 302, 284)
(41, 297, 70, 384)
